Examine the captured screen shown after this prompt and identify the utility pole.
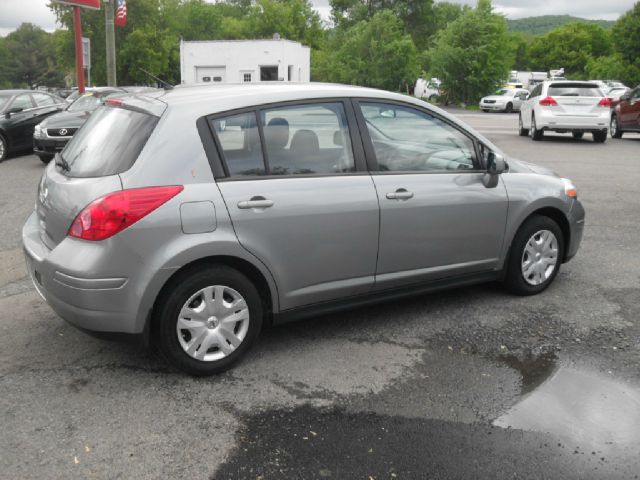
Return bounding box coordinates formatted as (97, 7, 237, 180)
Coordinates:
(105, 0, 116, 86)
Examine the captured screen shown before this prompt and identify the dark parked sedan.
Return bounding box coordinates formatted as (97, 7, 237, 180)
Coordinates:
(0, 90, 65, 162)
(33, 87, 125, 163)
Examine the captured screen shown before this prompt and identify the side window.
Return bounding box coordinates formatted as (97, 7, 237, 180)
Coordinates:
(360, 102, 476, 172)
(10, 94, 34, 111)
(33, 93, 56, 107)
(631, 88, 640, 100)
(211, 112, 266, 176)
(261, 102, 355, 175)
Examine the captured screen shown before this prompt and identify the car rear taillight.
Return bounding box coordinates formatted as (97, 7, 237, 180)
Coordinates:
(539, 96, 558, 106)
(68, 186, 183, 241)
(597, 97, 613, 107)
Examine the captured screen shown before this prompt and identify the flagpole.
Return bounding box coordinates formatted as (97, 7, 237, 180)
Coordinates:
(73, 6, 85, 93)
(105, 0, 117, 86)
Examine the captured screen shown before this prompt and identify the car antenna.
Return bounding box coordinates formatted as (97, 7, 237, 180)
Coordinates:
(137, 67, 174, 90)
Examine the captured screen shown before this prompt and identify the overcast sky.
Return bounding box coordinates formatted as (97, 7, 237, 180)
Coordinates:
(1, 0, 637, 36)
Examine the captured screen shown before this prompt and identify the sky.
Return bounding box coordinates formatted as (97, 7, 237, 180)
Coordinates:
(1, 0, 637, 36)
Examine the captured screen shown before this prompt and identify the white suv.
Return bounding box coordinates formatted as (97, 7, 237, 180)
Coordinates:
(518, 81, 611, 142)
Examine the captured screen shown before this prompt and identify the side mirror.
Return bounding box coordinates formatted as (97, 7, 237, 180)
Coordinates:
(483, 151, 506, 188)
(5, 106, 23, 118)
(487, 151, 506, 175)
(379, 108, 396, 118)
(620, 93, 630, 101)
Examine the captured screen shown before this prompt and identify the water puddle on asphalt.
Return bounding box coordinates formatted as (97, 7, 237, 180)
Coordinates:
(494, 366, 640, 456)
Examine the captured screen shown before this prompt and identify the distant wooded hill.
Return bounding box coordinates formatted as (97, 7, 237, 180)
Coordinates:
(507, 15, 614, 35)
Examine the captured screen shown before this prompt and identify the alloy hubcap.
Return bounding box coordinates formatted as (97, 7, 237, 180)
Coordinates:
(521, 229, 558, 286)
(0, 138, 5, 160)
(176, 285, 250, 362)
(611, 118, 617, 135)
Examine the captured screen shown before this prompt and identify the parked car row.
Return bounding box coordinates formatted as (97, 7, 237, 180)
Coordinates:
(478, 80, 639, 143)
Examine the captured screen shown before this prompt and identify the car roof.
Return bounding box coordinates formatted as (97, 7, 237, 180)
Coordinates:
(0, 89, 36, 95)
(157, 83, 417, 113)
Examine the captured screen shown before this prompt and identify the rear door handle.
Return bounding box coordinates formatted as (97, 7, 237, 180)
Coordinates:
(237, 196, 274, 209)
(386, 189, 413, 200)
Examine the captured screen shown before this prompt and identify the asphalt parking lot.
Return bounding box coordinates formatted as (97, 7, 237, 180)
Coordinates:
(1, 110, 639, 479)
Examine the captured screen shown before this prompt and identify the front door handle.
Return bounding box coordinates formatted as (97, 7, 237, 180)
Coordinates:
(237, 196, 274, 209)
(386, 188, 414, 200)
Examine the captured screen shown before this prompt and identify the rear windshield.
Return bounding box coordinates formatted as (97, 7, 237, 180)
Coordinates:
(60, 106, 158, 178)
(548, 83, 602, 97)
(67, 94, 104, 112)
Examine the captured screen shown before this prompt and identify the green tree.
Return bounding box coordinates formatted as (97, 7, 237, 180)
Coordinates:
(429, 0, 513, 104)
(313, 10, 420, 91)
(527, 23, 612, 77)
(2, 23, 63, 87)
(611, 2, 640, 64)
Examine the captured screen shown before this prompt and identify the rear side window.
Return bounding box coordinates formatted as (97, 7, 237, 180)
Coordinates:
(33, 93, 57, 107)
(61, 106, 158, 178)
(261, 103, 355, 175)
(211, 112, 266, 176)
(548, 84, 602, 97)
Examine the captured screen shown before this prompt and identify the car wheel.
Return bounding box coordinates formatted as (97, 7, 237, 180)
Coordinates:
(156, 265, 263, 376)
(503, 215, 564, 296)
(37, 154, 54, 164)
(572, 132, 584, 140)
(530, 114, 543, 141)
(0, 133, 7, 162)
(518, 114, 529, 136)
(482, 109, 489, 113)
(428, 95, 437, 102)
(593, 130, 607, 143)
(505, 102, 513, 113)
(610, 115, 623, 139)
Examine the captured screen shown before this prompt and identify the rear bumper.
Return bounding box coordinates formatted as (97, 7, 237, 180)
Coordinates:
(536, 110, 610, 132)
(33, 137, 69, 156)
(21, 211, 167, 336)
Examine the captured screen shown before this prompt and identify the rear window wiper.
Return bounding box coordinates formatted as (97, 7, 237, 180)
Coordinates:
(54, 152, 70, 172)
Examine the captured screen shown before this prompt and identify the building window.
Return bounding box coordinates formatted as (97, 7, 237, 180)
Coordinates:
(202, 76, 211, 82)
(288, 65, 293, 81)
(243, 73, 252, 83)
(213, 76, 222, 82)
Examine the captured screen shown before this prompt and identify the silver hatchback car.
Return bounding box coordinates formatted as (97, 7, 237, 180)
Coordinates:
(23, 84, 585, 375)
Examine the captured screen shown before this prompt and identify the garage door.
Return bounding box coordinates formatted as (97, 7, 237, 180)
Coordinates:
(195, 66, 226, 84)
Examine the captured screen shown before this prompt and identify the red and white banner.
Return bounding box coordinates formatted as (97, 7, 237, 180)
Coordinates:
(115, 0, 127, 27)
(52, 0, 101, 10)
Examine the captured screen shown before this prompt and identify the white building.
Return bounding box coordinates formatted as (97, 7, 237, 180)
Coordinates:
(180, 38, 310, 85)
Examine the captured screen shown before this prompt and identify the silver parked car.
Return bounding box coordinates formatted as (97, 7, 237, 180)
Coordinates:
(480, 88, 529, 113)
(23, 84, 585, 375)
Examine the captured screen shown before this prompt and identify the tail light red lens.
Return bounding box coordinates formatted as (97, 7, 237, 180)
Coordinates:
(598, 97, 613, 107)
(68, 186, 183, 241)
(539, 96, 558, 106)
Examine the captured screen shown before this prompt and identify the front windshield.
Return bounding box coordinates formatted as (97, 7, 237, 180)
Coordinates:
(67, 94, 103, 112)
(0, 95, 12, 110)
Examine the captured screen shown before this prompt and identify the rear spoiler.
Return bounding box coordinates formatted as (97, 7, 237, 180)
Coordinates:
(104, 94, 167, 118)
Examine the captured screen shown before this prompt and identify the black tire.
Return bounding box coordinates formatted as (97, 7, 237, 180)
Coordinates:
(593, 130, 607, 143)
(156, 265, 264, 376)
(518, 113, 529, 136)
(0, 133, 7, 162)
(530, 114, 543, 141)
(572, 132, 584, 139)
(37, 154, 54, 164)
(503, 215, 564, 296)
(482, 109, 490, 113)
(610, 114, 623, 139)
(505, 102, 513, 113)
